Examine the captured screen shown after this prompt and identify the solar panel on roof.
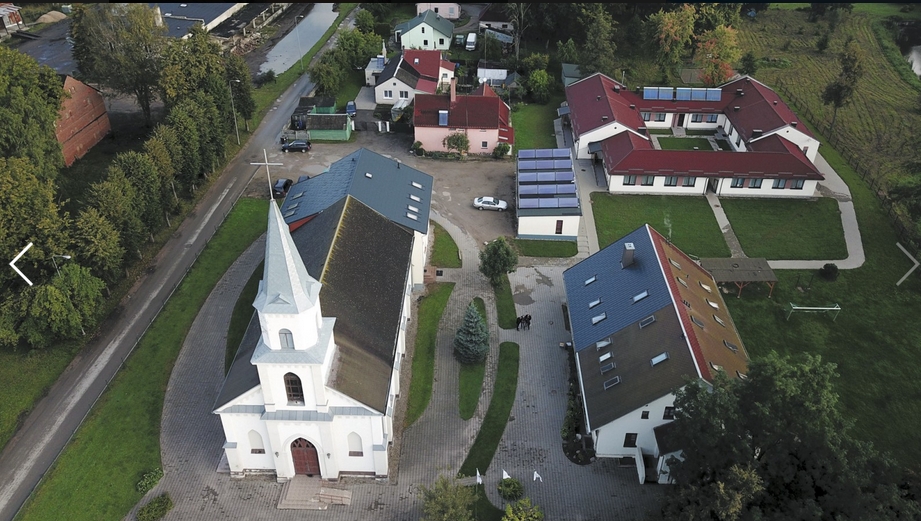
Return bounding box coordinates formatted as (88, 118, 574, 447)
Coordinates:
(676, 88, 692, 101)
(558, 197, 580, 207)
(534, 149, 553, 158)
(643, 87, 656, 100)
(555, 171, 574, 182)
(519, 185, 539, 195)
(519, 199, 540, 208)
(538, 199, 559, 208)
(557, 184, 576, 194)
(537, 172, 556, 182)
(658, 87, 674, 100)
(691, 88, 707, 101)
(518, 150, 535, 159)
(535, 160, 554, 169)
(518, 172, 538, 182)
(706, 88, 721, 101)
(538, 185, 557, 194)
(438, 110, 448, 126)
(554, 159, 573, 169)
(518, 160, 536, 171)
(553, 149, 570, 158)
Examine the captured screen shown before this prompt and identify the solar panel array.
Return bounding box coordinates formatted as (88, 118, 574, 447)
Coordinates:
(644, 86, 722, 102)
(517, 149, 580, 210)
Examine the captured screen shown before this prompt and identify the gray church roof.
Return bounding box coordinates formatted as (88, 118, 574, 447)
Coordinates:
(281, 148, 433, 235)
(213, 311, 261, 410)
(252, 200, 321, 316)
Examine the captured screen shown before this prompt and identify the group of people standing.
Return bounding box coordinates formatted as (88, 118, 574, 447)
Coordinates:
(516, 314, 532, 331)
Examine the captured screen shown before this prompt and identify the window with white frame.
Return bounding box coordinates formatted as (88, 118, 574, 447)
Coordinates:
(623, 175, 636, 185)
(683, 176, 697, 187)
(773, 179, 786, 189)
(384, 90, 393, 99)
(707, 114, 719, 123)
(664, 176, 678, 187)
(641, 175, 655, 186)
(691, 114, 703, 123)
(731, 178, 744, 188)
(279, 329, 294, 349)
(399, 90, 409, 99)
(641, 112, 651, 122)
(481, 141, 488, 148)
(791, 179, 805, 189)
(749, 178, 763, 188)
(655, 113, 666, 122)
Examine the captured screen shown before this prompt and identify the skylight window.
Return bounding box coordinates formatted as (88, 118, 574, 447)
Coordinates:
(699, 281, 712, 293)
(408, 204, 419, 213)
(603, 376, 621, 389)
(412, 181, 423, 189)
(713, 315, 726, 327)
(600, 362, 615, 374)
(737, 371, 748, 380)
(589, 298, 602, 309)
(710, 361, 723, 371)
(691, 315, 705, 328)
(595, 338, 611, 350)
(409, 194, 421, 202)
(406, 212, 418, 220)
(286, 202, 299, 211)
(633, 290, 649, 303)
(638, 315, 656, 329)
(707, 299, 719, 310)
(599, 352, 612, 363)
(591, 313, 607, 325)
(291, 191, 305, 200)
(651, 352, 670, 366)
(669, 258, 682, 270)
(677, 277, 688, 288)
(283, 210, 296, 218)
(584, 275, 597, 286)
(723, 339, 739, 352)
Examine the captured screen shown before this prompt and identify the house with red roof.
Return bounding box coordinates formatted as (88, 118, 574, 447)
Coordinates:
(563, 224, 750, 483)
(374, 49, 455, 107)
(564, 73, 823, 198)
(413, 79, 514, 154)
(56, 75, 111, 167)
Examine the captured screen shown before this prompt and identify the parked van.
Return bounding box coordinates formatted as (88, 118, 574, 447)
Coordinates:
(465, 32, 477, 51)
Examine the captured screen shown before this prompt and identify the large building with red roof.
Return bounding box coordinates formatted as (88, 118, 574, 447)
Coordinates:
(564, 73, 823, 198)
(413, 79, 514, 154)
(374, 49, 455, 107)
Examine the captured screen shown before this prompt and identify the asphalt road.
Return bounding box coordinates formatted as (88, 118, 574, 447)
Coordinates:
(0, 19, 342, 521)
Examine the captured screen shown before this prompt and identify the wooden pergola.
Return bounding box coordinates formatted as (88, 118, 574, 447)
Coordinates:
(700, 258, 777, 298)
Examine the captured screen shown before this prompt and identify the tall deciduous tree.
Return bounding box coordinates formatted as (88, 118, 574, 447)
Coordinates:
(695, 3, 743, 33)
(503, 3, 530, 63)
(822, 38, 864, 132)
(159, 24, 226, 108)
(88, 165, 145, 257)
(334, 28, 382, 69)
(419, 475, 475, 521)
(647, 4, 698, 75)
(73, 207, 124, 282)
(114, 151, 163, 235)
(738, 50, 759, 76)
(145, 125, 181, 212)
(454, 303, 489, 365)
(71, 3, 165, 126)
(696, 25, 742, 86)
(556, 38, 579, 65)
(0, 47, 65, 181)
(526, 69, 551, 103)
(355, 9, 375, 34)
(225, 54, 256, 129)
(661, 353, 921, 520)
(479, 237, 518, 288)
(165, 102, 203, 190)
(308, 53, 346, 96)
(578, 4, 618, 78)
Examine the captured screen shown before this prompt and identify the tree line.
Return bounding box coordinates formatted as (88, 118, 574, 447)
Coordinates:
(0, 4, 256, 349)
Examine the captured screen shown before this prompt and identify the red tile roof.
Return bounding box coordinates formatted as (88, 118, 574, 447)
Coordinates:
(565, 74, 643, 138)
(414, 84, 513, 143)
(402, 49, 447, 81)
(720, 76, 814, 141)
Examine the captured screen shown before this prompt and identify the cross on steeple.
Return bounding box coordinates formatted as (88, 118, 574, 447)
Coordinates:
(250, 149, 284, 200)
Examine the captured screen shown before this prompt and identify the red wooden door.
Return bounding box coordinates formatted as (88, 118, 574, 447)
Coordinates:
(291, 438, 320, 476)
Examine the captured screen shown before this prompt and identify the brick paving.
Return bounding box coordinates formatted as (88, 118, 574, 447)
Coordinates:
(145, 205, 662, 520)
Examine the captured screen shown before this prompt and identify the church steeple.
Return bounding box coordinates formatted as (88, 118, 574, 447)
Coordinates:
(253, 201, 323, 350)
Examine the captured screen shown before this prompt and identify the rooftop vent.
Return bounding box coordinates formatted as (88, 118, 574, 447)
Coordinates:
(736, 88, 743, 95)
(596, 95, 601, 101)
(629, 104, 635, 109)
(773, 100, 778, 105)
(791, 121, 798, 127)
(365, 172, 372, 178)
(602, 115, 608, 121)
(614, 86, 620, 93)
(752, 129, 763, 138)
(621, 242, 635, 268)
(734, 106, 740, 112)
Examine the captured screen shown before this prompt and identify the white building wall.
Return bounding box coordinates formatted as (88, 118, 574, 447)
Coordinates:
(398, 25, 451, 51)
(416, 3, 461, 19)
(517, 215, 581, 240)
(573, 123, 629, 160)
(375, 76, 415, 105)
(607, 176, 706, 196)
(758, 126, 821, 163)
(219, 413, 275, 475)
(716, 178, 818, 198)
(592, 393, 676, 458)
(411, 230, 428, 290)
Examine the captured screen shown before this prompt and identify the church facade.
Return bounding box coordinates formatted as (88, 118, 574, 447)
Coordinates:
(213, 194, 419, 481)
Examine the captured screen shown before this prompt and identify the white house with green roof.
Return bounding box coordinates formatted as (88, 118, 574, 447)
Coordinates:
(394, 9, 453, 50)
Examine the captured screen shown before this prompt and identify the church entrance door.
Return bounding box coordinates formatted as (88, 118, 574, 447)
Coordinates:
(291, 438, 320, 476)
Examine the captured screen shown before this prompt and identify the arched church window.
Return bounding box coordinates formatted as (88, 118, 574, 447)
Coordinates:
(284, 373, 304, 404)
(348, 432, 363, 457)
(249, 430, 265, 454)
(279, 329, 294, 349)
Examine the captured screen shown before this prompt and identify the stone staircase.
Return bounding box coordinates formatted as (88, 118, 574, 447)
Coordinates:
(276, 475, 327, 510)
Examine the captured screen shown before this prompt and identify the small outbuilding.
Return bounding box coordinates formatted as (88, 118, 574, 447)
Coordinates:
(516, 149, 581, 241)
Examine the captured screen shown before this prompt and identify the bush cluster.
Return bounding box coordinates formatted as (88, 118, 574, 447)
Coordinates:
(497, 477, 524, 501)
(136, 468, 163, 494)
(137, 493, 173, 521)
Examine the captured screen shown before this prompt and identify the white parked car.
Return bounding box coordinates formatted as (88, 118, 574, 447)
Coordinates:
(473, 196, 508, 211)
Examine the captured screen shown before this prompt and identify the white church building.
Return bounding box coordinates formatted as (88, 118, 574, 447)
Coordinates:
(213, 195, 420, 481)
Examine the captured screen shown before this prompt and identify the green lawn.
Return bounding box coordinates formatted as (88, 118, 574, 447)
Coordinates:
(720, 197, 847, 260)
(405, 282, 455, 427)
(656, 137, 714, 151)
(432, 221, 462, 268)
(514, 239, 577, 258)
(17, 198, 269, 521)
(459, 298, 488, 420)
(510, 94, 565, 151)
(335, 69, 364, 111)
(225, 261, 264, 373)
(458, 342, 520, 477)
(591, 193, 730, 258)
(494, 274, 517, 330)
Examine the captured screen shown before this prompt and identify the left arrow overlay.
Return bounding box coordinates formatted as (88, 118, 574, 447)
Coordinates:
(10, 242, 34, 286)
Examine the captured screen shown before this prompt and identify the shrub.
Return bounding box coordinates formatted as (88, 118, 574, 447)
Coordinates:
(137, 493, 173, 521)
(497, 477, 524, 501)
(493, 143, 510, 158)
(136, 468, 163, 494)
(820, 263, 839, 280)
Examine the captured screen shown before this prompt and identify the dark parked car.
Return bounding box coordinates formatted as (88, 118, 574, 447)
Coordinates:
(282, 140, 311, 153)
(273, 178, 293, 198)
(346, 100, 357, 117)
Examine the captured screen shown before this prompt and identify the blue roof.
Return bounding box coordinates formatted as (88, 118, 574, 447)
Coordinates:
(281, 149, 433, 235)
(562, 225, 672, 351)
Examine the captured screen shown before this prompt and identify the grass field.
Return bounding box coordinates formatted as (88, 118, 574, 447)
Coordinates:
(17, 198, 269, 521)
(405, 282, 455, 427)
(335, 69, 364, 112)
(432, 221, 462, 268)
(494, 274, 517, 330)
(459, 298, 488, 420)
(514, 239, 577, 257)
(591, 193, 731, 258)
(510, 94, 566, 151)
(459, 342, 520, 478)
(656, 137, 714, 151)
(225, 261, 264, 373)
(720, 197, 847, 259)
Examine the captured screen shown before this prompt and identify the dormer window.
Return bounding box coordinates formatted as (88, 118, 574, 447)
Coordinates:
(595, 338, 611, 350)
(713, 315, 726, 327)
(707, 299, 719, 310)
(724, 339, 739, 352)
(710, 361, 723, 371)
(699, 281, 712, 293)
(677, 277, 688, 288)
(669, 258, 681, 270)
(690, 315, 705, 328)
(737, 371, 748, 380)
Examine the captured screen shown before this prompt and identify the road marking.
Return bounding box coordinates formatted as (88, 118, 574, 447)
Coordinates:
(186, 186, 232, 247)
(896, 243, 920, 286)
(9, 243, 33, 286)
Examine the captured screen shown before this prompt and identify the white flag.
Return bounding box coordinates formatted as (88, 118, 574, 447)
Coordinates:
(502, 469, 510, 480)
(476, 468, 482, 485)
(533, 470, 542, 482)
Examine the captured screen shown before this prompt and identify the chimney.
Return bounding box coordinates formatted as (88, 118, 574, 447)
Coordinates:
(450, 77, 456, 104)
(622, 242, 635, 268)
(614, 86, 620, 93)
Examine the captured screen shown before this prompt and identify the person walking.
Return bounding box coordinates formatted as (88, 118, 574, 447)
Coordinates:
(516, 316, 522, 331)
(525, 314, 531, 330)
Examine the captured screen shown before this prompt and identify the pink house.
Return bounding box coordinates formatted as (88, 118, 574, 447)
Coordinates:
(413, 81, 514, 154)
